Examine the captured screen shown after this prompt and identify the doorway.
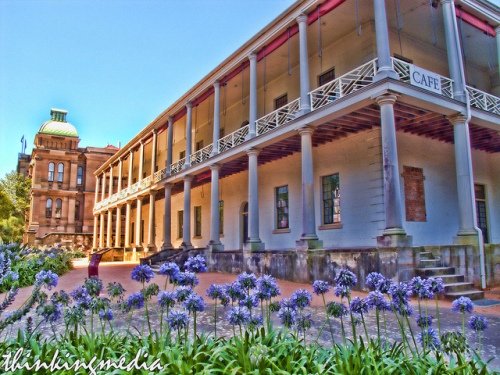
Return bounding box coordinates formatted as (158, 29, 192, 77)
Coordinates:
(475, 184, 489, 243)
(240, 202, 248, 248)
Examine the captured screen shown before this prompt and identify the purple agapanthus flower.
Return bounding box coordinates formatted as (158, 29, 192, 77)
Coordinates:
(334, 285, 351, 299)
(174, 272, 199, 287)
(326, 301, 348, 318)
(227, 306, 251, 326)
(37, 302, 62, 323)
(290, 289, 312, 309)
(51, 290, 70, 306)
(84, 277, 103, 297)
(468, 315, 488, 332)
(349, 297, 369, 315)
(98, 309, 113, 321)
(366, 291, 390, 311)
(256, 275, 280, 300)
(410, 276, 434, 300)
(131, 264, 155, 283)
(365, 272, 387, 292)
(174, 286, 193, 302)
(280, 298, 297, 309)
(206, 284, 229, 305)
(126, 292, 145, 310)
(237, 272, 257, 290)
(70, 286, 92, 309)
(158, 291, 176, 309)
(427, 277, 444, 295)
(168, 310, 189, 330)
(451, 297, 474, 314)
(239, 294, 260, 309)
(418, 328, 441, 349)
(183, 293, 206, 313)
(277, 307, 297, 328)
(312, 280, 330, 295)
(295, 312, 313, 333)
(335, 269, 357, 288)
(247, 315, 264, 328)
(224, 282, 246, 302)
(392, 301, 414, 317)
(417, 314, 433, 328)
(35, 270, 58, 290)
(389, 282, 412, 306)
(184, 255, 207, 273)
(158, 262, 180, 280)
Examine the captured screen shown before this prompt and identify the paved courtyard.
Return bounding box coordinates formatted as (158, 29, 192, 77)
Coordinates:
(2, 261, 499, 370)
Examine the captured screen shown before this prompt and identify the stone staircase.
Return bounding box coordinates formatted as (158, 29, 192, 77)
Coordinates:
(415, 251, 484, 300)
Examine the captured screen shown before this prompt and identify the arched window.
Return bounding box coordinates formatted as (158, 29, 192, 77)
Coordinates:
(77, 166, 84, 186)
(57, 163, 64, 182)
(55, 198, 62, 218)
(48, 162, 55, 182)
(45, 198, 52, 218)
(75, 200, 80, 221)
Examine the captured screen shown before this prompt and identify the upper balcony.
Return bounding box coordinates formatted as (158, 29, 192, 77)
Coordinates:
(94, 55, 500, 212)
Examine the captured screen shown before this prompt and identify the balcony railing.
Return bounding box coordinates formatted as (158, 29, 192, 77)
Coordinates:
(310, 58, 377, 111)
(256, 98, 301, 135)
(467, 86, 500, 115)
(95, 58, 500, 212)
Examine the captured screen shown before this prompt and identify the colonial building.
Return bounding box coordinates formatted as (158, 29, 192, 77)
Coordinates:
(93, 0, 499, 294)
(25, 108, 118, 250)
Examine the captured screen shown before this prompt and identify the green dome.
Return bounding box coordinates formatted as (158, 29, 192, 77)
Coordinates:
(38, 109, 78, 138)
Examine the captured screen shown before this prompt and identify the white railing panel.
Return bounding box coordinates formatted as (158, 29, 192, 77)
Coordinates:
(467, 86, 500, 115)
(217, 125, 249, 153)
(170, 158, 186, 175)
(256, 98, 301, 135)
(190, 144, 213, 165)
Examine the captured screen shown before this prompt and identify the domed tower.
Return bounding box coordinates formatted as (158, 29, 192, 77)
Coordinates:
(25, 108, 118, 252)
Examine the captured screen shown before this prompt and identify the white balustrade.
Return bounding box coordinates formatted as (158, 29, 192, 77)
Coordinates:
(190, 144, 214, 165)
(170, 158, 185, 175)
(256, 98, 301, 135)
(466, 86, 500, 115)
(217, 125, 249, 153)
(153, 168, 167, 183)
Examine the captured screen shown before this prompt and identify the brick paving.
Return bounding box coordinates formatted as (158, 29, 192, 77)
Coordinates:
(1, 261, 499, 370)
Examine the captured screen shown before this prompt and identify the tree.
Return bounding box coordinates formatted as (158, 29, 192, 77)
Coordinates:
(0, 171, 31, 243)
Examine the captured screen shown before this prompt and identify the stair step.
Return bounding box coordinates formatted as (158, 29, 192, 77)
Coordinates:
(444, 282, 475, 293)
(437, 274, 465, 283)
(445, 290, 485, 301)
(419, 258, 441, 267)
(416, 267, 455, 276)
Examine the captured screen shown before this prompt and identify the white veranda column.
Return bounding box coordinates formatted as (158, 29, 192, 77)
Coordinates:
(184, 102, 193, 168)
(124, 202, 131, 247)
(117, 159, 123, 192)
(299, 127, 318, 240)
(248, 53, 258, 138)
(212, 81, 221, 155)
(101, 172, 106, 200)
(209, 164, 222, 248)
(162, 184, 173, 250)
(151, 129, 157, 175)
(376, 94, 405, 235)
(182, 175, 193, 248)
(166, 116, 174, 174)
(108, 166, 113, 197)
(373, 0, 398, 80)
(297, 14, 311, 113)
(128, 151, 134, 187)
(247, 149, 263, 247)
(138, 141, 144, 182)
(94, 176, 100, 205)
(99, 212, 105, 248)
(92, 215, 98, 249)
(106, 209, 113, 248)
(147, 192, 156, 249)
(115, 206, 122, 248)
(135, 198, 142, 247)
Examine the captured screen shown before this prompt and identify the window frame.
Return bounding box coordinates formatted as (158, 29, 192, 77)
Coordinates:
(76, 166, 84, 186)
(321, 173, 341, 226)
(45, 198, 53, 218)
(57, 163, 64, 183)
(55, 198, 62, 219)
(318, 67, 335, 87)
(275, 185, 289, 230)
(48, 162, 55, 182)
(274, 93, 288, 110)
(194, 206, 202, 237)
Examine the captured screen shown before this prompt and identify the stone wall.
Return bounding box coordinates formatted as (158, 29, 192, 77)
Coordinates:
(30, 232, 93, 252)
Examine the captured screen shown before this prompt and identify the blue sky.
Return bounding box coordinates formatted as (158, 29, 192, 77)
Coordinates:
(0, 0, 296, 178)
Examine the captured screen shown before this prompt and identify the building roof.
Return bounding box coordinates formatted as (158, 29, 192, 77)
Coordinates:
(38, 108, 78, 138)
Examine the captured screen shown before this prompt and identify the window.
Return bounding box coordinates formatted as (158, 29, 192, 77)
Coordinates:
(402, 166, 426, 222)
(77, 166, 84, 186)
(46, 198, 52, 218)
(274, 93, 288, 110)
(55, 198, 62, 219)
(57, 163, 64, 183)
(275, 185, 289, 229)
(322, 174, 341, 224)
(318, 67, 335, 86)
(195, 141, 204, 152)
(194, 206, 202, 237)
(48, 162, 55, 182)
(179, 150, 186, 160)
(219, 200, 224, 235)
(475, 184, 489, 243)
(177, 210, 183, 238)
(75, 200, 80, 221)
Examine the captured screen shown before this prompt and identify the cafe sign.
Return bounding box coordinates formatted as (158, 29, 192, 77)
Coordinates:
(409, 65, 442, 95)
